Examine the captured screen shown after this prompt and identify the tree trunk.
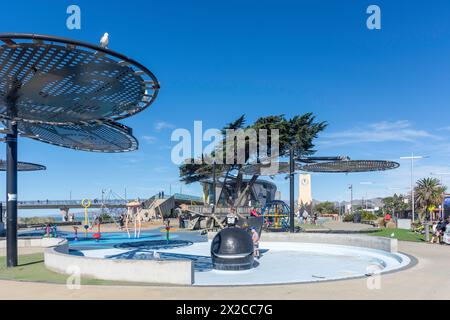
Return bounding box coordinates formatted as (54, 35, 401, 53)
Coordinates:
(235, 174, 259, 207)
(216, 166, 232, 206)
(235, 170, 243, 199)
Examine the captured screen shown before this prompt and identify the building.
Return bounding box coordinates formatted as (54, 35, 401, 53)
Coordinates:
(298, 173, 312, 213)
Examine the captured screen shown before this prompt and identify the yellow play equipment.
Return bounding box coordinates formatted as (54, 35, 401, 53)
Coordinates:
(261, 200, 290, 231)
(81, 198, 91, 237)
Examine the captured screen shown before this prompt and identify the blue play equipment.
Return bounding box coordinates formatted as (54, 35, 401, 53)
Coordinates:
(261, 200, 291, 231)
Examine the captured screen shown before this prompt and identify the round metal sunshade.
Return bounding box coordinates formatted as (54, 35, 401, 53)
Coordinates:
(300, 160, 400, 173)
(242, 162, 302, 176)
(0, 33, 159, 124)
(0, 160, 45, 171)
(17, 121, 138, 153)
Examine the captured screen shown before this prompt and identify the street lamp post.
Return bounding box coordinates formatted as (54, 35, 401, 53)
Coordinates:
(400, 153, 427, 223)
(360, 181, 374, 210)
(348, 184, 353, 214)
(212, 161, 216, 214)
(289, 146, 295, 233)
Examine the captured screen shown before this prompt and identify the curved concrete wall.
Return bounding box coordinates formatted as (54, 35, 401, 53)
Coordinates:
(44, 244, 194, 285)
(208, 231, 398, 253)
(0, 237, 68, 249)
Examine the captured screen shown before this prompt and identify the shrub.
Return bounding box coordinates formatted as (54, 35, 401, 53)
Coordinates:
(19, 217, 55, 224)
(343, 214, 354, 222)
(361, 211, 377, 221)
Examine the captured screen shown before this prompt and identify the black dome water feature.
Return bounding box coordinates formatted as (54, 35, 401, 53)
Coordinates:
(211, 227, 254, 271)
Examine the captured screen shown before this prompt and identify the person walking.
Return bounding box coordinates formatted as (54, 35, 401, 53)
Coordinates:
(430, 221, 439, 244)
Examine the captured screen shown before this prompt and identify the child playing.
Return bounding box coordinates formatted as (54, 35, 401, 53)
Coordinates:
(250, 227, 260, 259)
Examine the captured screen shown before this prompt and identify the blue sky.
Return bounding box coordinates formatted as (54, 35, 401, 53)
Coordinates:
(2, 0, 450, 216)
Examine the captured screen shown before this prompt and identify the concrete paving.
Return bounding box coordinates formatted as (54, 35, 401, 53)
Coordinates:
(321, 221, 376, 232)
(0, 241, 448, 299)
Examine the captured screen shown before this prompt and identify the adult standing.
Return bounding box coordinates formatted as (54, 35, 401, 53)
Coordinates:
(302, 210, 309, 224)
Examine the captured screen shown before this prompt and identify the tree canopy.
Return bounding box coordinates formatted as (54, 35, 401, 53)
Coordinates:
(382, 193, 409, 215)
(314, 201, 338, 215)
(414, 177, 446, 221)
(178, 113, 327, 207)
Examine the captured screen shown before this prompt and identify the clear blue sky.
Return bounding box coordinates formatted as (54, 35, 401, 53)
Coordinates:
(2, 0, 450, 216)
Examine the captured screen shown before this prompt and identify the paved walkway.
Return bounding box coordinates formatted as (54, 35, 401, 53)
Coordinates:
(0, 241, 448, 299)
(321, 221, 376, 232)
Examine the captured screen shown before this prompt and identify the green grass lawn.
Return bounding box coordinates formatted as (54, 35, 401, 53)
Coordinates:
(0, 253, 141, 285)
(365, 228, 425, 242)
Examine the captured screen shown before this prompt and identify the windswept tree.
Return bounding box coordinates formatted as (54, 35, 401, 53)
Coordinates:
(414, 178, 446, 222)
(382, 193, 409, 216)
(179, 113, 327, 207)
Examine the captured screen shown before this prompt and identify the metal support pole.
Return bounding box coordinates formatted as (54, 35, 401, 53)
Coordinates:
(349, 184, 353, 214)
(6, 120, 18, 267)
(212, 161, 216, 214)
(289, 146, 295, 233)
(411, 154, 415, 223)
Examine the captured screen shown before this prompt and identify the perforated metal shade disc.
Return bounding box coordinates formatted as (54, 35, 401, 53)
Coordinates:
(0, 34, 159, 124)
(0, 160, 46, 171)
(17, 121, 138, 153)
(242, 162, 302, 176)
(300, 160, 400, 173)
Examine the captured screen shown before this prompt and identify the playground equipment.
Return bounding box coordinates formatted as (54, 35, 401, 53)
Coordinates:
(160, 220, 178, 243)
(81, 199, 91, 238)
(126, 200, 143, 238)
(261, 200, 291, 232)
(73, 226, 79, 241)
(93, 222, 101, 241)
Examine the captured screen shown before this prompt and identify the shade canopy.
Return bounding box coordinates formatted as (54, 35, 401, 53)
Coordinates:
(0, 33, 159, 125)
(242, 162, 302, 176)
(17, 120, 138, 153)
(300, 160, 400, 173)
(0, 160, 45, 171)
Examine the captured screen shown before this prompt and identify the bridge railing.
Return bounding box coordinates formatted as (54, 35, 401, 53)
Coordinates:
(1, 199, 127, 207)
(0, 193, 203, 208)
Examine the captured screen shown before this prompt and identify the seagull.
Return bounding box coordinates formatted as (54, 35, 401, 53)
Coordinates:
(100, 32, 109, 48)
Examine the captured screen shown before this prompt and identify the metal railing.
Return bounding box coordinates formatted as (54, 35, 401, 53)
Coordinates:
(1, 193, 203, 208)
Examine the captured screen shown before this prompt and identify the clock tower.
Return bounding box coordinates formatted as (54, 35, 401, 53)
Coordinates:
(298, 173, 312, 213)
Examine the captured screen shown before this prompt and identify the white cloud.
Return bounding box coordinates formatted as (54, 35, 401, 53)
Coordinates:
(142, 135, 157, 144)
(155, 121, 175, 131)
(153, 166, 169, 173)
(319, 120, 441, 146)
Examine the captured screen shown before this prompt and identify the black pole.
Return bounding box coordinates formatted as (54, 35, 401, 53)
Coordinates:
(212, 161, 216, 214)
(6, 120, 18, 267)
(289, 146, 295, 233)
